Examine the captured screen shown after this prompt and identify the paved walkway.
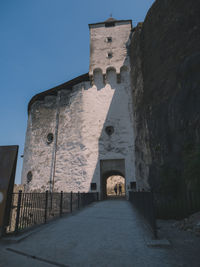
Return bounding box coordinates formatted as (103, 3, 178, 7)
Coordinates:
(0, 200, 176, 267)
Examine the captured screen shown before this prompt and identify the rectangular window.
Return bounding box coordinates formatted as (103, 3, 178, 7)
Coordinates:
(107, 37, 112, 43)
(90, 183, 97, 190)
(130, 182, 136, 190)
(107, 52, 113, 58)
(105, 22, 115, 27)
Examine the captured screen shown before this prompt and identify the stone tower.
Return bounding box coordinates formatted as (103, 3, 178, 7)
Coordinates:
(89, 17, 132, 79)
(21, 18, 136, 199)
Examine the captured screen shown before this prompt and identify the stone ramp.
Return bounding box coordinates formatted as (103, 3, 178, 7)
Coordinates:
(0, 200, 176, 267)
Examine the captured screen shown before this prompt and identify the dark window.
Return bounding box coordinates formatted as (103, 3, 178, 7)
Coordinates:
(105, 22, 115, 27)
(90, 183, 97, 190)
(105, 126, 114, 136)
(107, 37, 112, 43)
(107, 52, 113, 58)
(130, 182, 136, 190)
(27, 171, 32, 183)
(47, 133, 53, 144)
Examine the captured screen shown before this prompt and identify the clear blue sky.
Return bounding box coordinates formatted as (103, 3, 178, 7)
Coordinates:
(0, 0, 155, 184)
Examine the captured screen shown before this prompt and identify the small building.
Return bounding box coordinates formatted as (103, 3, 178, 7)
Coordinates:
(21, 18, 136, 199)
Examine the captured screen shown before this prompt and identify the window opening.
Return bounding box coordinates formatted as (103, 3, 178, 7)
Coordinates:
(130, 182, 136, 190)
(105, 126, 114, 136)
(47, 133, 54, 144)
(27, 171, 32, 183)
(91, 183, 97, 190)
(107, 37, 112, 43)
(107, 52, 113, 58)
(105, 22, 115, 27)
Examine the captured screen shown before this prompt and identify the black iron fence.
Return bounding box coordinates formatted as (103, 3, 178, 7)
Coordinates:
(129, 191, 157, 238)
(154, 191, 200, 220)
(129, 190, 200, 237)
(4, 191, 98, 235)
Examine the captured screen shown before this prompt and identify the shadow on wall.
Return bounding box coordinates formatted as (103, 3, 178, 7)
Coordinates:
(130, 0, 200, 192)
(88, 34, 136, 200)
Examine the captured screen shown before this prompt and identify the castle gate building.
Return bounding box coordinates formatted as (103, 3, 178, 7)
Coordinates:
(21, 18, 136, 199)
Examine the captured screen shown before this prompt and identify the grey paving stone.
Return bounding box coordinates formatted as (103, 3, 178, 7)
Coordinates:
(0, 200, 179, 267)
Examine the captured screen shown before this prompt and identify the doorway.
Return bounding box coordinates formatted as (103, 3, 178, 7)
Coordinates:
(106, 175, 125, 198)
(100, 159, 125, 200)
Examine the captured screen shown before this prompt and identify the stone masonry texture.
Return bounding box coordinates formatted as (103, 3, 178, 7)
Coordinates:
(130, 0, 200, 191)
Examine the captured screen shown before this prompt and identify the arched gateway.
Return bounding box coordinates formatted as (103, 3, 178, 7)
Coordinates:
(100, 159, 125, 200)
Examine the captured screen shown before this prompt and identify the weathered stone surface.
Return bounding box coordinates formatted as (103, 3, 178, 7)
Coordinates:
(130, 0, 200, 190)
(89, 21, 132, 75)
(22, 97, 57, 191)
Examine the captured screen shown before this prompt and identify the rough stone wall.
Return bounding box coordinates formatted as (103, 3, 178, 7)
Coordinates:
(53, 69, 135, 193)
(22, 96, 57, 191)
(89, 21, 132, 75)
(130, 0, 200, 191)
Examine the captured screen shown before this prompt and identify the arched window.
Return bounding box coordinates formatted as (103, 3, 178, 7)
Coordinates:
(105, 126, 114, 136)
(27, 171, 32, 183)
(46, 133, 53, 144)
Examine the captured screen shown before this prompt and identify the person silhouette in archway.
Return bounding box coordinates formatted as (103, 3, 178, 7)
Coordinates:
(114, 184, 118, 195)
(119, 183, 122, 195)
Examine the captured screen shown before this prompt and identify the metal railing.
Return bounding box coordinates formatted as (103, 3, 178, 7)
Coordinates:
(4, 191, 98, 235)
(154, 191, 200, 220)
(129, 191, 157, 239)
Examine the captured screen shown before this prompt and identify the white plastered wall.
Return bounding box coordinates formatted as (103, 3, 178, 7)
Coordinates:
(53, 69, 135, 195)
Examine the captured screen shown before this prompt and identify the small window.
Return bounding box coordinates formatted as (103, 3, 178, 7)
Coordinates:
(27, 171, 32, 183)
(107, 37, 112, 43)
(47, 133, 53, 144)
(105, 126, 114, 136)
(91, 183, 97, 191)
(130, 182, 136, 190)
(105, 22, 115, 27)
(107, 52, 113, 58)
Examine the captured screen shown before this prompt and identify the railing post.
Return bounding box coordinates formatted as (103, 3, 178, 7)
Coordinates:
(70, 191, 73, 213)
(15, 190, 22, 233)
(96, 192, 99, 201)
(151, 192, 157, 239)
(44, 190, 48, 223)
(60, 191, 63, 217)
(77, 191, 80, 209)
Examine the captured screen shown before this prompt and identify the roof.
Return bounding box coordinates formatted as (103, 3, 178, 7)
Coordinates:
(28, 73, 89, 113)
(88, 18, 132, 28)
(105, 17, 116, 22)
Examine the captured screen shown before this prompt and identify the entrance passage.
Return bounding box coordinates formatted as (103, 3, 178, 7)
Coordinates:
(106, 175, 125, 197)
(100, 159, 125, 200)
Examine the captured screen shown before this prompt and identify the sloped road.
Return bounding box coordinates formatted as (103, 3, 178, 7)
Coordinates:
(0, 200, 180, 266)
